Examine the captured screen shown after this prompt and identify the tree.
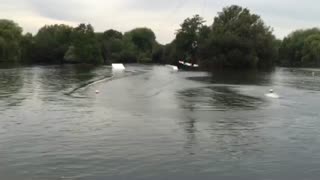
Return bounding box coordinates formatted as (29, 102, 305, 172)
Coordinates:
(20, 33, 34, 63)
(33, 24, 73, 63)
(125, 28, 156, 52)
(301, 34, 320, 66)
(201, 5, 277, 69)
(119, 37, 139, 63)
(103, 29, 123, 40)
(0, 19, 23, 62)
(152, 43, 165, 64)
(122, 28, 157, 63)
(71, 24, 103, 64)
(175, 15, 207, 64)
(98, 29, 123, 64)
(279, 28, 320, 67)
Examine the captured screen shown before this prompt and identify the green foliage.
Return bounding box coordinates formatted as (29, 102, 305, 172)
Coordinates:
(162, 42, 178, 65)
(103, 29, 123, 40)
(200, 5, 277, 69)
(33, 24, 73, 63)
(279, 28, 320, 67)
(302, 34, 320, 66)
(3, 6, 320, 70)
(117, 28, 157, 63)
(71, 24, 103, 64)
(175, 15, 208, 64)
(124, 28, 156, 53)
(119, 38, 139, 63)
(0, 19, 23, 62)
(20, 33, 34, 63)
(152, 43, 165, 64)
(96, 28, 158, 64)
(98, 29, 123, 64)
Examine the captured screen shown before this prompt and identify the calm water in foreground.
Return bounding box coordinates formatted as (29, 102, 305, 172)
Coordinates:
(1, 65, 320, 180)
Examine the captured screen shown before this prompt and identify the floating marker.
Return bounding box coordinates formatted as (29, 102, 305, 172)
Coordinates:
(112, 63, 125, 70)
(265, 89, 279, 99)
(95, 90, 100, 94)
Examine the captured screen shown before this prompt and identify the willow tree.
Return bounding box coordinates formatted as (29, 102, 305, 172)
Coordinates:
(0, 19, 23, 62)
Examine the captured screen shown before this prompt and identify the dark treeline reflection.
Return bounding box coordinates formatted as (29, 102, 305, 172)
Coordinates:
(176, 84, 267, 157)
(0, 65, 111, 107)
(188, 69, 274, 86)
(178, 86, 265, 112)
(0, 68, 25, 107)
(33, 65, 113, 100)
(38, 65, 108, 91)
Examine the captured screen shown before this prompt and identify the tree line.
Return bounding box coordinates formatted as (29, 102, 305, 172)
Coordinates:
(1, 5, 320, 69)
(0, 21, 159, 65)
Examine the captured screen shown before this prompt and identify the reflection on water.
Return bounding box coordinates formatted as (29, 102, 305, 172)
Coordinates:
(0, 68, 25, 108)
(188, 69, 274, 86)
(178, 86, 265, 111)
(37, 65, 111, 95)
(1, 65, 320, 180)
(275, 68, 320, 91)
(177, 83, 267, 158)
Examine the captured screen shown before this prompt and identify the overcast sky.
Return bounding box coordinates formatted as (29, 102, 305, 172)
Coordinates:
(0, 0, 319, 44)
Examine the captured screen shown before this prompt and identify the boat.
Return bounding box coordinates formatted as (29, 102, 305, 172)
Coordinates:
(178, 60, 199, 70)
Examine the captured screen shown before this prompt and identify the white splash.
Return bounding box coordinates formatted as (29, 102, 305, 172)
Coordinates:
(166, 65, 178, 71)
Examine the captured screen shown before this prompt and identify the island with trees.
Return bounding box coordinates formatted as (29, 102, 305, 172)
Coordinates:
(1, 5, 320, 69)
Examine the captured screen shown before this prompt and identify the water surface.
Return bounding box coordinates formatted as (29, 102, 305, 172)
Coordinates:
(1, 65, 320, 180)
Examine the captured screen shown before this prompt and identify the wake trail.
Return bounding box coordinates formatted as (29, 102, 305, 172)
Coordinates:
(65, 70, 149, 97)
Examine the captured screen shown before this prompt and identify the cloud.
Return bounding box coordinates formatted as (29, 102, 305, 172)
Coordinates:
(27, 0, 87, 22)
(1, 0, 320, 43)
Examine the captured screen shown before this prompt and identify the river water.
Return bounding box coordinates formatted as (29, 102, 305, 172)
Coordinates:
(1, 64, 320, 180)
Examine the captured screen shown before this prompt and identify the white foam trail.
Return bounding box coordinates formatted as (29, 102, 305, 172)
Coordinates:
(265, 93, 280, 99)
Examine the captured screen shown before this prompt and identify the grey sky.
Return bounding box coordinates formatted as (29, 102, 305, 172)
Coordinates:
(0, 0, 319, 44)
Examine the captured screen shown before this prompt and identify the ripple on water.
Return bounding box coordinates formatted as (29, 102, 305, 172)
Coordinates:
(1, 65, 320, 180)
